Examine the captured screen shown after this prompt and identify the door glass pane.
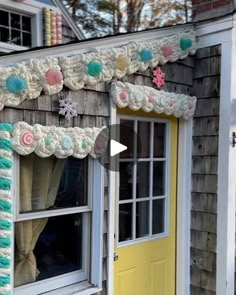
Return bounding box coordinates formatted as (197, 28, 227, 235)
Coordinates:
(136, 201, 149, 238)
(152, 199, 165, 234)
(154, 123, 166, 158)
(120, 120, 134, 158)
(119, 203, 132, 242)
(11, 13, 20, 29)
(119, 162, 133, 200)
(19, 154, 88, 214)
(136, 162, 149, 198)
(14, 213, 83, 286)
(137, 121, 150, 158)
(153, 161, 165, 196)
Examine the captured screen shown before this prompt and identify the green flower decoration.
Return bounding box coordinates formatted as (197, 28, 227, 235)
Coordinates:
(6, 75, 27, 94)
(180, 38, 192, 51)
(44, 136, 52, 146)
(87, 61, 103, 77)
(82, 139, 89, 149)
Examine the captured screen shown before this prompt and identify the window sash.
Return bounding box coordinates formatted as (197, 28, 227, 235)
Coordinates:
(11, 155, 104, 294)
(13, 154, 93, 222)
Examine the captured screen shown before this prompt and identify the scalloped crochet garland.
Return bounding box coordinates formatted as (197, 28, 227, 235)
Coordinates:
(0, 123, 13, 295)
(12, 122, 106, 159)
(110, 81, 197, 120)
(0, 30, 197, 110)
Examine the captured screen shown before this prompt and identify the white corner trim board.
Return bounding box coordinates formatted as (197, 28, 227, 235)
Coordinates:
(12, 122, 106, 159)
(0, 30, 197, 111)
(111, 81, 197, 120)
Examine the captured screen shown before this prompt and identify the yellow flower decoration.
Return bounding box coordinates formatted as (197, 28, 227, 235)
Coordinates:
(116, 55, 130, 71)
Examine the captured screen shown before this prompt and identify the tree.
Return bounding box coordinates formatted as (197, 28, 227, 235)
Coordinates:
(63, 0, 192, 38)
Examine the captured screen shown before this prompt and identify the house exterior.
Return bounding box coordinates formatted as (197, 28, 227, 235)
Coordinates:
(0, 1, 235, 295)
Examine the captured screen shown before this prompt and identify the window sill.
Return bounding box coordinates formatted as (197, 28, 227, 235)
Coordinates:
(41, 282, 102, 295)
(0, 42, 29, 53)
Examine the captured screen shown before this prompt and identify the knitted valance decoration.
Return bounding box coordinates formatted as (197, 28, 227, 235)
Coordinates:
(110, 81, 197, 120)
(11, 122, 106, 159)
(0, 30, 197, 111)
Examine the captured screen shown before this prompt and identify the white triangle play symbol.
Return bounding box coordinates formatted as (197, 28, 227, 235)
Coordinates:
(110, 139, 127, 157)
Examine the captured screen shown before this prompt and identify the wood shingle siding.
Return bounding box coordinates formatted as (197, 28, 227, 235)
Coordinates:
(191, 45, 221, 295)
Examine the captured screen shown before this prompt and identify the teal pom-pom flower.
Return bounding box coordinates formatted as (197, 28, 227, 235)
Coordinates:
(0, 123, 13, 133)
(87, 61, 103, 77)
(139, 49, 153, 62)
(5, 75, 27, 94)
(62, 136, 73, 150)
(180, 38, 192, 51)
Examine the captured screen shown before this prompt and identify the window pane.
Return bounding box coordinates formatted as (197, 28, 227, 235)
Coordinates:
(0, 10, 9, 26)
(136, 162, 149, 198)
(119, 162, 133, 200)
(11, 29, 21, 45)
(22, 16, 31, 32)
(154, 123, 166, 158)
(137, 121, 150, 158)
(11, 13, 20, 29)
(153, 161, 165, 196)
(119, 203, 132, 242)
(0, 27, 9, 42)
(120, 120, 134, 158)
(152, 199, 165, 234)
(19, 155, 88, 213)
(14, 214, 83, 286)
(22, 32, 31, 47)
(136, 201, 149, 238)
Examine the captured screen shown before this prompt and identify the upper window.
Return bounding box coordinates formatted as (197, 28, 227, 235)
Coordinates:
(0, 10, 31, 47)
(13, 154, 103, 295)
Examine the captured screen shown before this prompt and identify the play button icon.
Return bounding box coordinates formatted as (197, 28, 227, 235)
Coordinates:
(110, 140, 127, 157)
(94, 123, 141, 172)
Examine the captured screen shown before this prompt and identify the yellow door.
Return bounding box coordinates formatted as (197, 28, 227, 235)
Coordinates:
(114, 111, 177, 295)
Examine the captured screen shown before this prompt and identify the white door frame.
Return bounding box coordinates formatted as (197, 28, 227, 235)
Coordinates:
(107, 100, 193, 295)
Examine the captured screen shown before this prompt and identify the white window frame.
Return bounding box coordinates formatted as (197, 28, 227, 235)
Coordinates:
(11, 153, 104, 295)
(0, 0, 60, 52)
(116, 115, 171, 247)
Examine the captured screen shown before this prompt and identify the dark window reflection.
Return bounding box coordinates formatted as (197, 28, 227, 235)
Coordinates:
(0, 10, 8, 26)
(120, 120, 134, 158)
(11, 13, 20, 29)
(154, 123, 166, 158)
(22, 16, 31, 31)
(16, 214, 83, 284)
(11, 30, 21, 45)
(119, 203, 132, 242)
(137, 121, 150, 158)
(136, 201, 149, 238)
(136, 162, 149, 198)
(0, 27, 9, 42)
(152, 199, 165, 234)
(153, 161, 165, 196)
(119, 162, 133, 200)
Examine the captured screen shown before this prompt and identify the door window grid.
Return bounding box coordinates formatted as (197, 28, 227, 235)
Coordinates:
(118, 117, 170, 244)
(0, 9, 32, 47)
(12, 154, 99, 295)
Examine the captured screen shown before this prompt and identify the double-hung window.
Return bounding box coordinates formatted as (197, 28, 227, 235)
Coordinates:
(13, 154, 103, 295)
(0, 10, 32, 47)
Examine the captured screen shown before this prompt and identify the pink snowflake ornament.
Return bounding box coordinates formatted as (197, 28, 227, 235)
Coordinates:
(153, 67, 165, 89)
(58, 96, 77, 120)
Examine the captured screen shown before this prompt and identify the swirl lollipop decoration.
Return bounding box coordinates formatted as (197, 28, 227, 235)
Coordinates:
(20, 131, 35, 146)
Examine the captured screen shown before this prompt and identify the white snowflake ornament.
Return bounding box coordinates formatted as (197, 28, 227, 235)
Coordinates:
(58, 96, 77, 120)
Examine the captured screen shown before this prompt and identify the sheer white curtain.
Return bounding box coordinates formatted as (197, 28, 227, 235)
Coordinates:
(14, 154, 65, 287)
